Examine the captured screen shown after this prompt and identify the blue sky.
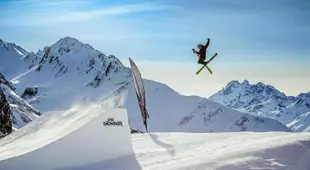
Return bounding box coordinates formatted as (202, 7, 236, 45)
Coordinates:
(1, 0, 309, 96)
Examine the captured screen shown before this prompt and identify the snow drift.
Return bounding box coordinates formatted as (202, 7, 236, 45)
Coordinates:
(0, 106, 134, 170)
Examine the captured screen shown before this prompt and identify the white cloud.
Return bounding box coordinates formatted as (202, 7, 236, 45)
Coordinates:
(0, 2, 179, 26)
(7, 0, 89, 7)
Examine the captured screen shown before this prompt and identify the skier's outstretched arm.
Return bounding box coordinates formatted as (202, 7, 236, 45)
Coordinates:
(204, 38, 210, 49)
(192, 49, 199, 54)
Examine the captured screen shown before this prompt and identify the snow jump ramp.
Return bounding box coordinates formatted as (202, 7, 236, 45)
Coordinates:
(0, 108, 135, 170)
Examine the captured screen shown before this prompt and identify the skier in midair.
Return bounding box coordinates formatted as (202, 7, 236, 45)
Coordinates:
(192, 38, 213, 65)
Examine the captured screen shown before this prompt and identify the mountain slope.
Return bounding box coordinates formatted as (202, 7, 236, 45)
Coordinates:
(0, 73, 40, 138)
(123, 79, 291, 132)
(0, 81, 12, 138)
(210, 80, 310, 131)
(32, 37, 125, 82)
(0, 39, 31, 80)
(10, 37, 130, 112)
(288, 111, 310, 132)
(0, 37, 291, 133)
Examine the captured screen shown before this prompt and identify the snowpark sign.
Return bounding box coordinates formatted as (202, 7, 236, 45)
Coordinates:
(129, 58, 150, 132)
(103, 118, 123, 127)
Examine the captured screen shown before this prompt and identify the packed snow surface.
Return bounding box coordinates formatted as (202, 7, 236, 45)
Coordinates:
(0, 106, 134, 170)
(131, 132, 310, 170)
(1, 129, 310, 170)
(0, 102, 309, 170)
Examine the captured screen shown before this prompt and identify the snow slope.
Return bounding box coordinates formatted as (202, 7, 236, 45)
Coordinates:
(1, 120, 310, 170)
(210, 80, 310, 131)
(131, 132, 310, 170)
(0, 92, 309, 170)
(0, 106, 134, 170)
(288, 111, 310, 132)
(0, 73, 40, 130)
(123, 79, 291, 133)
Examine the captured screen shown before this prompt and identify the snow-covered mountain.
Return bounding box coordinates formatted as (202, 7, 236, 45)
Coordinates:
(0, 38, 291, 136)
(210, 80, 310, 131)
(30, 37, 125, 82)
(0, 39, 31, 80)
(0, 73, 40, 138)
(9, 37, 130, 112)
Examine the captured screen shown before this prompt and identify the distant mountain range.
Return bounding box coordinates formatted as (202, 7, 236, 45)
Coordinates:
(210, 80, 310, 132)
(0, 37, 295, 138)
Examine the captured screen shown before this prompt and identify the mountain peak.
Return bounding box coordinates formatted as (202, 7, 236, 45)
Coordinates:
(210, 79, 310, 130)
(49, 36, 93, 53)
(55, 36, 83, 46)
(0, 39, 28, 56)
(298, 92, 310, 98)
(225, 79, 250, 88)
(241, 79, 249, 85)
(226, 80, 240, 87)
(211, 79, 289, 108)
(22, 37, 127, 87)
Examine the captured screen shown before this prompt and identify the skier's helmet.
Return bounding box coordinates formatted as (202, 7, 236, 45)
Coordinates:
(197, 44, 203, 49)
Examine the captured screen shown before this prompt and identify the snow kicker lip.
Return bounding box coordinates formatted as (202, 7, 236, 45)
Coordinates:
(103, 118, 123, 126)
(0, 108, 134, 170)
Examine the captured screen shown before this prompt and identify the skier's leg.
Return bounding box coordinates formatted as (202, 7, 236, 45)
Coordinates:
(198, 59, 205, 65)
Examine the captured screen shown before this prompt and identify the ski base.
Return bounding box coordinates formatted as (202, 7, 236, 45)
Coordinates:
(196, 53, 218, 75)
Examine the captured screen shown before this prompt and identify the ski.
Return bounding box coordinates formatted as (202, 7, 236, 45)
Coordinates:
(196, 53, 218, 75)
(206, 65, 213, 74)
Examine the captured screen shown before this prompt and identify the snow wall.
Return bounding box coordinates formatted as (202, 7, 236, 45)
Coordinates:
(0, 108, 134, 170)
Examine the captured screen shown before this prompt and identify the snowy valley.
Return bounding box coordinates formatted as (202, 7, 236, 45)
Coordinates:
(1, 37, 310, 170)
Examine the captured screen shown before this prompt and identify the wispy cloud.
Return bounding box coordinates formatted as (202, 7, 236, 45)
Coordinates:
(0, 1, 179, 25)
(1, 0, 309, 95)
(3, 0, 89, 7)
(40, 4, 177, 24)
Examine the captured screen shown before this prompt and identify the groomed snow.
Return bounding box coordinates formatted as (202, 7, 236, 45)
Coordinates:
(0, 97, 309, 170)
(132, 132, 310, 170)
(2, 129, 310, 169)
